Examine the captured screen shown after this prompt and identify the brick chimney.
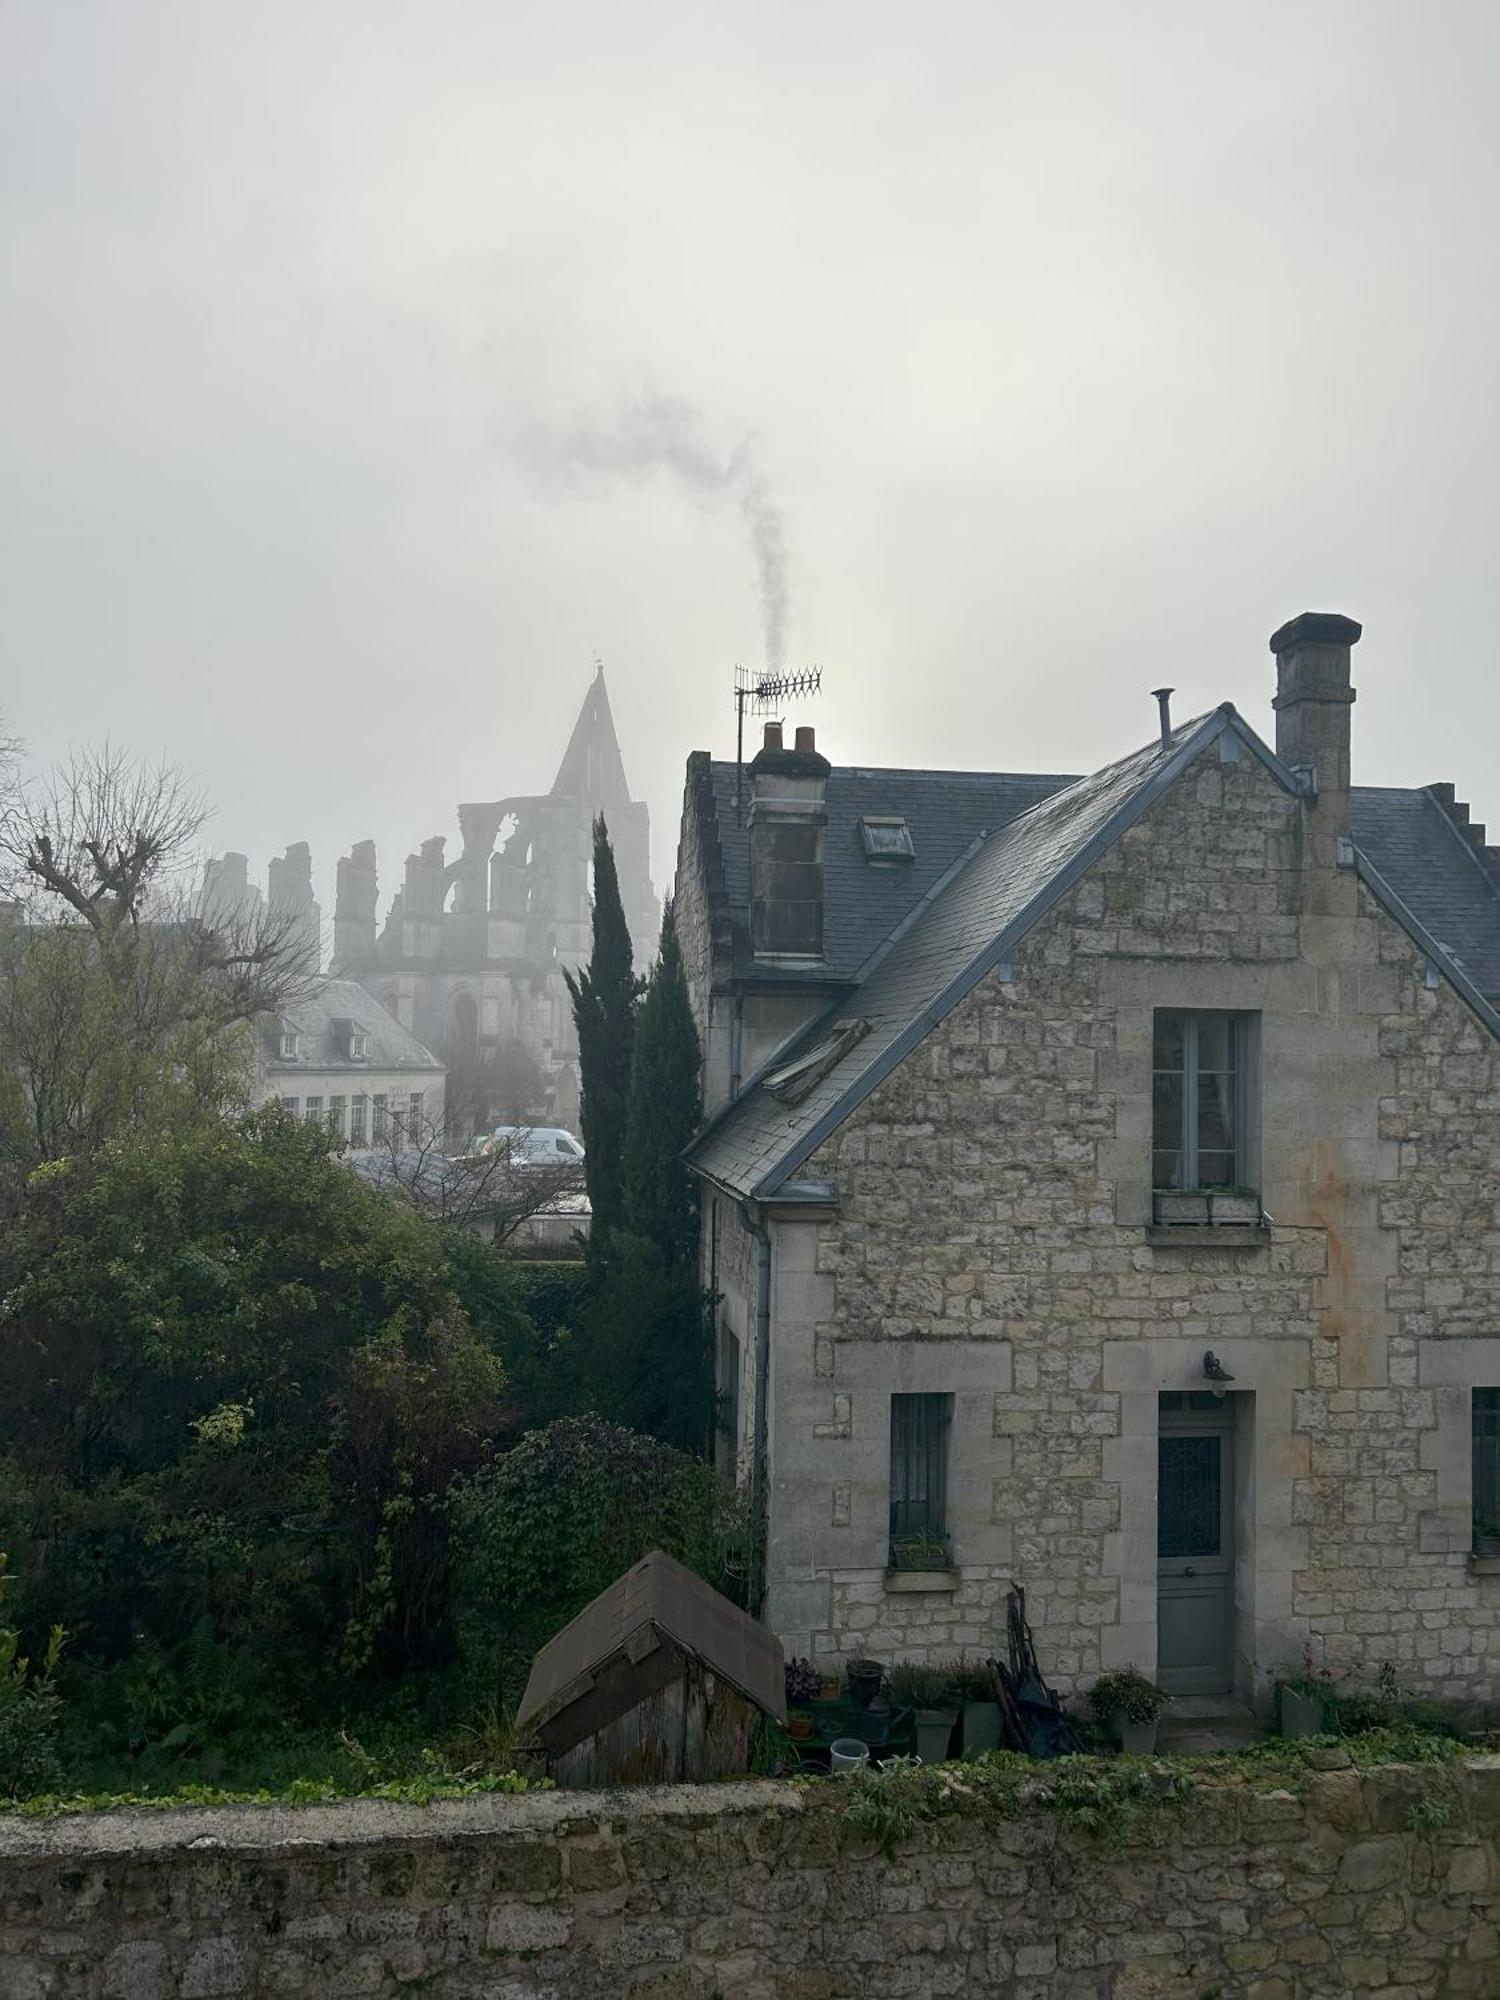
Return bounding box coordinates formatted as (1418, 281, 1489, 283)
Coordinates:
(1270, 612, 1361, 827)
(748, 721, 830, 958)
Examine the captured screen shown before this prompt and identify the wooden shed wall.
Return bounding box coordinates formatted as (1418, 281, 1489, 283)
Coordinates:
(551, 1663, 757, 1788)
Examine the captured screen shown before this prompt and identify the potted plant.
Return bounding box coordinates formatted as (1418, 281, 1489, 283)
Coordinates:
(1278, 1647, 1334, 1738)
(889, 1662, 959, 1764)
(1087, 1669, 1171, 1755)
(784, 1656, 820, 1740)
(846, 1658, 885, 1709)
(888, 1532, 952, 1571)
(953, 1658, 1004, 1755)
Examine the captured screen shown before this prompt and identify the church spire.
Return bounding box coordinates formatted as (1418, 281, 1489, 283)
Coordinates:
(549, 665, 634, 808)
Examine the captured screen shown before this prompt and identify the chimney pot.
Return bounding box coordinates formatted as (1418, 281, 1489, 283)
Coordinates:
(762, 721, 783, 753)
(794, 725, 816, 754)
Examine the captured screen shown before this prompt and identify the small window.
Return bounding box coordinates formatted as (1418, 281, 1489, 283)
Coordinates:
(373, 1094, 389, 1142)
(889, 1393, 952, 1564)
(765, 1018, 871, 1105)
(751, 819, 824, 958)
(279, 1095, 299, 1116)
(1474, 1391, 1500, 1551)
(859, 815, 915, 863)
(350, 1027, 370, 1061)
(350, 1094, 368, 1146)
(303, 1096, 322, 1123)
(408, 1091, 424, 1139)
(328, 1096, 346, 1139)
(279, 1029, 300, 1060)
(1152, 1011, 1258, 1224)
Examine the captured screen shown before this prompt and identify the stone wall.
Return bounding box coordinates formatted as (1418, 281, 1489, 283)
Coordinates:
(3, 1759, 1499, 1998)
(759, 739, 1500, 1700)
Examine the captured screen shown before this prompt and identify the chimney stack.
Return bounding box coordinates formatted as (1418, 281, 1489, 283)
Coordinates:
(1271, 613, 1361, 823)
(747, 721, 830, 960)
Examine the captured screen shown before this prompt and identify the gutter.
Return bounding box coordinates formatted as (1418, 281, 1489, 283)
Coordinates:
(740, 1200, 772, 1618)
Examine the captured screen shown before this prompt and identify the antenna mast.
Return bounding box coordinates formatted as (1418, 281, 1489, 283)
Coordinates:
(734, 665, 823, 819)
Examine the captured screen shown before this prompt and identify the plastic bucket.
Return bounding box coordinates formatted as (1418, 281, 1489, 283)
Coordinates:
(829, 1738, 870, 1776)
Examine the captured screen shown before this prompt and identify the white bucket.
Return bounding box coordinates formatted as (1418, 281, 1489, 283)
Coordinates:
(829, 1738, 870, 1775)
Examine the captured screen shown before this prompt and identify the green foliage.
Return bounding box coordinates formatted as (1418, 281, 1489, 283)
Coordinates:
(450, 1414, 750, 1708)
(0, 1554, 64, 1799)
(1405, 1794, 1453, 1830)
(622, 902, 701, 1266)
(887, 1662, 959, 1711)
(564, 815, 640, 1253)
(570, 1231, 715, 1454)
(0, 1112, 506, 1737)
(1088, 1669, 1172, 1726)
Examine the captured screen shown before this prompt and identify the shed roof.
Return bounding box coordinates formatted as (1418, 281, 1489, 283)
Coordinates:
(515, 1550, 785, 1738)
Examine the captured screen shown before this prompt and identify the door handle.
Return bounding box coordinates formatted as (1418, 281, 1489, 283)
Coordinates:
(1183, 1566, 1196, 1577)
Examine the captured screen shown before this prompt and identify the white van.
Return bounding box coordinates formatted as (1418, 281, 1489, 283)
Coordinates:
(473, 1125, 586, 1169)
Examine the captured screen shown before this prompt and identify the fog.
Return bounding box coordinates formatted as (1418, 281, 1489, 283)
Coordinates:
(3, 1, 1498, 912)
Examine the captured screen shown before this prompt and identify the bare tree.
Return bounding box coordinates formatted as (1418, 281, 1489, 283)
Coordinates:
(355, 1106, 587, 1247)
(0, 745, 313, 1180)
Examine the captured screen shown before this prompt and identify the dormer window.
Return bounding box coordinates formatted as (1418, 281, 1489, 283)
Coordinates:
(278, 1025, 300, 1060)
(859, 816, 915, 864)
(332, 1017, 370, 1062)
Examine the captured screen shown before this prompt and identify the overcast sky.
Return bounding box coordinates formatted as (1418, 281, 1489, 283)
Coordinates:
(3, 1, 1498, 923)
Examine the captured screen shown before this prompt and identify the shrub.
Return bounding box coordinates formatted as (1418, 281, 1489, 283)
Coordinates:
(1087, 1669, 1171, 1726)
(0, 1555, 64, 1799)
(450, 1415, 751, 1708)
(888, 1662, 959, 1712)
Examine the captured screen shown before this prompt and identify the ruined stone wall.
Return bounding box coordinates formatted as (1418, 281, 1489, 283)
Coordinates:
(766, 741, 1500, 1701)
(3, 1761, 1499, 1998)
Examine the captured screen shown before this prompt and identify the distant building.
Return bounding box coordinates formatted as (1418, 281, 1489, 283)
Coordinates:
(251, 977, 445, 1151)
(331, 667, 658, 1143)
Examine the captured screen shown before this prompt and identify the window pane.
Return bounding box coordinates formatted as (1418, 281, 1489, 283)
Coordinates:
(1196, 1015, 1237, 1075)
(1153, 1015, 1186, 1070)
(1474, 1390, 1500, 1541)
(1152, 1068, 1185, 1188)
(1158, 1435, 1222, 1559)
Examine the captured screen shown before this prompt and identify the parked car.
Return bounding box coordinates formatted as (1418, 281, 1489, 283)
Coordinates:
(472, 1125, 586, 1168)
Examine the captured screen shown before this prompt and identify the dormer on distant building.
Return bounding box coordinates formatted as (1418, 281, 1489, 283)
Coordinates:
(254, 980, 444, 1151)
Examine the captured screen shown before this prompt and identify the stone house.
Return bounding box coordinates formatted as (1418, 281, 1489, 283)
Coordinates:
(675, 613, 1500, 1711)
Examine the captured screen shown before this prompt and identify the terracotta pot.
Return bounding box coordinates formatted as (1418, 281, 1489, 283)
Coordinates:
(786, 1711, 815, 1741)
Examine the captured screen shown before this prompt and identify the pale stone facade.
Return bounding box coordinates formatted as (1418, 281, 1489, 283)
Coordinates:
(683, 616, 1500, 1712)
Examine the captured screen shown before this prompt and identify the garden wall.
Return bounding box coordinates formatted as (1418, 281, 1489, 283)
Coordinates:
(2, 1758, 1499, 1999)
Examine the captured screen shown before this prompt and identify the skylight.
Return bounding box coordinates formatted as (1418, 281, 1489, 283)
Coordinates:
(859, 816, 915, 863)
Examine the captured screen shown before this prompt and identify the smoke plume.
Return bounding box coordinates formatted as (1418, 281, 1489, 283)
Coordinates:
(527, 390, 790, 671)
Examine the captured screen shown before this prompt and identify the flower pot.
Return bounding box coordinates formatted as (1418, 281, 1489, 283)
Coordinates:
(1112, 1716, 1158, 1756)
(1279, 1685, 1325, 1739)
(852, 1699, 891, 1747)
(847, 1659, 884, 1709)
(961, 1700, 1003, 1756)
(914, 1707, 957, 1764)
(785, 1711, 815, 1741)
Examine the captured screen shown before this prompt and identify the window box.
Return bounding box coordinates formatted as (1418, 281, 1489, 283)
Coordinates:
(883, 1566, 959, 1594)
(1152, 1188, 1263, 1228)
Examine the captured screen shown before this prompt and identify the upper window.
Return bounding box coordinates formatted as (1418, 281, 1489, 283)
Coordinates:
(889, 1393, 952, 1566)
(1152, 1011, 1257, 1223)
(750, 820, 824, 958)
(1474, 1390, 1500, 1552)
(278, 1026, 300, 1060)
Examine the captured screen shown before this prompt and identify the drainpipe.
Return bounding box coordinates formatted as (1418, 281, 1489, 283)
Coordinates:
(729, 994, 743, 1101)
(741, 1200, 772, 1617)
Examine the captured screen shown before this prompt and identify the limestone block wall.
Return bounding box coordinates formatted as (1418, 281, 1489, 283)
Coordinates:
(765, 742, 1500, 1700)
(3, 1761, 1499, 1998)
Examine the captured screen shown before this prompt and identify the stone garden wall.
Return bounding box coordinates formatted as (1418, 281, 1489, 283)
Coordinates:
(3, 1757, 1499, 1999)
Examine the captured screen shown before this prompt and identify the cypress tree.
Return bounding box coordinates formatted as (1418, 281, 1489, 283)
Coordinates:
(621, 901, 701, 1266)
(563, 815, 639, 1252)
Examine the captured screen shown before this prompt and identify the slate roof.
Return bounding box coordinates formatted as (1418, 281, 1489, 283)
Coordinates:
(707, 759, 1076, 982)
(260, 977, 444, 1076)
(1350, 788, 1500, 1002)
(515, 1549, 786, 1742)
(690, 711, 1500, 1201)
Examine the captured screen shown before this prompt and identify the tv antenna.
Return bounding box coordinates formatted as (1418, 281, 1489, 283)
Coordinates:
(734, 665, 823, 818)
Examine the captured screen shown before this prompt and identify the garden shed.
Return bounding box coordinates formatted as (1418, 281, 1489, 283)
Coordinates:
(515, 1550, 785, 1786)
